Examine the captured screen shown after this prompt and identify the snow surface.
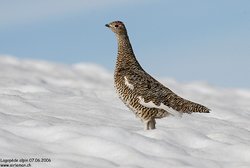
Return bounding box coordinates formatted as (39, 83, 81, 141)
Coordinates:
(0, 55, 250, 168)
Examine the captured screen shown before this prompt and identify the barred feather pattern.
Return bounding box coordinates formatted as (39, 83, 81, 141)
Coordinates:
(106, 21, 210, 130)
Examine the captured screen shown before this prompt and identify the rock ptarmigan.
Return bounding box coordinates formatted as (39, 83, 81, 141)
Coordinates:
(105, 21, 210, 130)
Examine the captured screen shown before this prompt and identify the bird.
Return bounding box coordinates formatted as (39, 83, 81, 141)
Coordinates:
(105, 20, 210, 130)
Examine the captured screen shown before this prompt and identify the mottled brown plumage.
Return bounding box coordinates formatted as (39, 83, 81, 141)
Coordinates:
(106, 21, 210, 130)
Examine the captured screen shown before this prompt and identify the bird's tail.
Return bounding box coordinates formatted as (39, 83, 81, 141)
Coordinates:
(177, 98, 210, 113)
(165, 94, 210, 114)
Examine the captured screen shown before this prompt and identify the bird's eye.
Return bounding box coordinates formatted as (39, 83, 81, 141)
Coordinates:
(115, 25, 119, 27)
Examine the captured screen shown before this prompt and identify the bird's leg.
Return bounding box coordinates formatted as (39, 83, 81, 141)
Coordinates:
(144, 120, 150, 130)
(149, 118, 156, 130)
(143, 118, 156, 130)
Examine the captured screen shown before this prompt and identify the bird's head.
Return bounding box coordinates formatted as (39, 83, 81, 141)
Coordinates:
(105, 21, 127, 36)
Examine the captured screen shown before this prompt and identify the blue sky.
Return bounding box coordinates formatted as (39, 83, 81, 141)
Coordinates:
(0, 0, 250, 88)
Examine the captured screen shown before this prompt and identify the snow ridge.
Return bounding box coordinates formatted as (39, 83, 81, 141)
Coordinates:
(0, 55, 250, 168)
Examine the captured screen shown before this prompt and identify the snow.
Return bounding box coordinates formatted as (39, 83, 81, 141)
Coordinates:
(0, 55, 250, 168)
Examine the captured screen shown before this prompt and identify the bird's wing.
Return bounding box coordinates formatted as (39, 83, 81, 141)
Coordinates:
(125, 70, 210, 115)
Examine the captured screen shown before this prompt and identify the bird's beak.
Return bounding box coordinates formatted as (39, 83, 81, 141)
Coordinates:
(105, 24, 110, 28)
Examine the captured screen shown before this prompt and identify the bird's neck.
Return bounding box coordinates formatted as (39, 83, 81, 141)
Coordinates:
(115, 34, 142, 73)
